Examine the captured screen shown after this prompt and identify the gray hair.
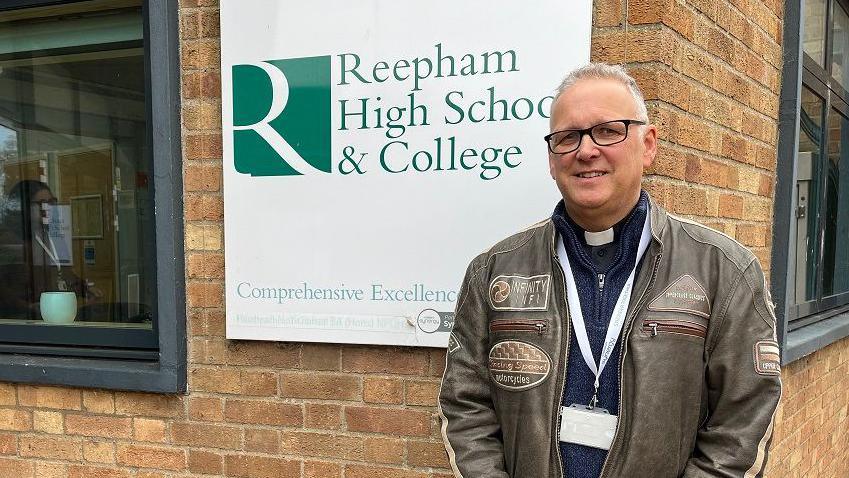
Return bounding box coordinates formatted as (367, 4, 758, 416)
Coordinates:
(552, 63, 649, 122)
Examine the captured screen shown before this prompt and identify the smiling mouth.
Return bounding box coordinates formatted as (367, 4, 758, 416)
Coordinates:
(575, 171, 607, 178)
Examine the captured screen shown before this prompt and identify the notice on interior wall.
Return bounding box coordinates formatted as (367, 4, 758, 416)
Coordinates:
(220, 0, 592, 347)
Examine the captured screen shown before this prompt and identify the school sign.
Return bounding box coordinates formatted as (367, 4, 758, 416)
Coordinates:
(221, 0, 592, 346)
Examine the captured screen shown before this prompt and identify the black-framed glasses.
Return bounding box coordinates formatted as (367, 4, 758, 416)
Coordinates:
(544, 119, 646, 154)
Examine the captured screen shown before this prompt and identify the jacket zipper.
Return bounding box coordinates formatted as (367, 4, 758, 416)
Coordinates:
(553, 252, 570, 478)
(598, 273, 605, 291)
(489, 319, 548, 335)
(643, 318, 706, 338)
(598, 252, 662, 478)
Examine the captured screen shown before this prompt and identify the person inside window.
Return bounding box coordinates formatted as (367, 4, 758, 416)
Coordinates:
(0, 179, 98, 320)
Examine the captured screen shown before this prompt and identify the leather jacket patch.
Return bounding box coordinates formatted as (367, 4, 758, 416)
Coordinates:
(488, 274, 550, 311)
(753, 340, 781, 376)
(489, 340, 551, 391)
(648, 274, 711, 318)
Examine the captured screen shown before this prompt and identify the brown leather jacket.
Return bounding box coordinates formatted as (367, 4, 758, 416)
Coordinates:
(439, 197, 782, 478)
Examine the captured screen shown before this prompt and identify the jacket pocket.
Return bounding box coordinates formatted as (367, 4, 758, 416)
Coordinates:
(642, 317, 707, 339)
(489, 318, 548, 335)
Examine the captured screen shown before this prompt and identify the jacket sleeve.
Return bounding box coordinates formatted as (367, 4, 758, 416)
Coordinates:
(438, 255, 509, 478)
(683, 258, 782, 478)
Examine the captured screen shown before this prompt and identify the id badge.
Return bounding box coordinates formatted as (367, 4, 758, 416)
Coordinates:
(559, 404, 618, 450)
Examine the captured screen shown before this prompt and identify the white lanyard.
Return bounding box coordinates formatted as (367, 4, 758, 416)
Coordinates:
(557, 212, 651, 408)
(34, 232, 61, 270)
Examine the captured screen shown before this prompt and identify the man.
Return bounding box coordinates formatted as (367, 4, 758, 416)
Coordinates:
(438, 63, 782, 478)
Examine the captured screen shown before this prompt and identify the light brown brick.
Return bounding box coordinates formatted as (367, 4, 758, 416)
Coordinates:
(180, 10, 199, 39)
(188, 449, 223, 475)
(224, 454, 300, 478)
(0, 458, 33, 478)
(302, 343, 341, 370)
(226, 341, 300, 368)
(185, 132, 223, 160)
(187, 252, 225, 279)
(429, 348, 447, 377)
(345, 464, 427, 478)
(133, 418, 168, 443)
(190, 336, 225, 364)
(245, 428, 279, 453)
(406, 380, 439, 406)
(82, 440, 114, 464)
(342, 346, 430, 375)
(304, 461, 342, 478)
(171, 422, 242, 449)
(279, 431, 363, 461)
(345, 406, 431, 437)
(200, 10, 220, 38)
(82, 391, 114, 414)
(184, 193, 224, 221)
(280, 373, 361, 400)
(305, 403, 342, 430)
(0, 432, 16, 455)
(364, 436, 404, 464)
(407, 440, 449, 468)
(181, 40, 220, 70)
(187, 281, 225, 308)
(65, 414, 132, 438)
(594, 0, 623, 27)
(0, 384, 15, 406)
(188, 396, 224, 421)
(116, 444, 186, 471)
(33, 410, 63, 434)
(0, 409, 31, 431)
(35, 463, 66, 478)
(114, 393, 183, 418)
(225, 399, 302, 426)
(186, 223, 223, 251)
(18, 385, 81, 410)
(185, 164, 222, 192)
(69, 465, 132, 478)
(19, 435, 81, 461)
(190, 367, 241, 394)
(240, 371, 278, 396)
(183, 100, 222, 130)
(364, 377, 403, 404)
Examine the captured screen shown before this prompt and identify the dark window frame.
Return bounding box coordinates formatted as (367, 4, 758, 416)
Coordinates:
(0, 0, 186, 392)
(775, 0, 849, 364)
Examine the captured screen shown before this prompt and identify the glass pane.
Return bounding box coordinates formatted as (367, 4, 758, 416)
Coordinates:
(804, 0, 828, 66)
(794, 87, 824, 304)
(823, 108, 849, 296)
(0, 2, 153, 330)
(833, 2, 849, 88)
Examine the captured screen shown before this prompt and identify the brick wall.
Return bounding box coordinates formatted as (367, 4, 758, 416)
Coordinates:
(1, 0, 847, 477)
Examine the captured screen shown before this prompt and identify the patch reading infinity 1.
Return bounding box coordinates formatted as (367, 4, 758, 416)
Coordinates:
(489, 274, 551, 310)
(489, 340, 551, 391)
(754, 340, 781, 376)
(648, 274, 711, 318)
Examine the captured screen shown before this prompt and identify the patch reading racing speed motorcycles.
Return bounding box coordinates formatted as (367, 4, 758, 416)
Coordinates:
(489, 340, 552, 391)
(489, 274, 551, 310)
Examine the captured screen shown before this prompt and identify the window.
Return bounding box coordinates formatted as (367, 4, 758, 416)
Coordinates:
(0, 0, 185, 392)
(774, 0, 849, 362)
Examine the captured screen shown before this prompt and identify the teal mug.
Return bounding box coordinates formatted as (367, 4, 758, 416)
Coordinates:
(40, 291, 78, 324)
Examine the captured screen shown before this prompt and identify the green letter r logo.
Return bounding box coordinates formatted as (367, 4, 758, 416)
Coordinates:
(232, 55, 331, 176)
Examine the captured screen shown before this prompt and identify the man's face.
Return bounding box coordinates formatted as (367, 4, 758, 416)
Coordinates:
(548, 78, 656, 225)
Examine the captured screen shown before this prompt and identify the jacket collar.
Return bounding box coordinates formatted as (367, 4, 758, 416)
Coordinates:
(547, 190, 668, 255)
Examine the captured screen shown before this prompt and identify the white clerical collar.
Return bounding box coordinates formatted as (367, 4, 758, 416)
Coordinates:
(584, 228, 614, 246)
